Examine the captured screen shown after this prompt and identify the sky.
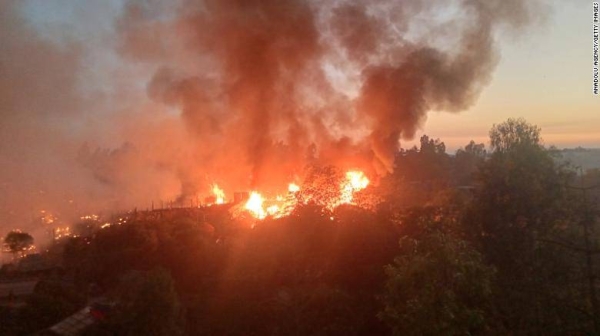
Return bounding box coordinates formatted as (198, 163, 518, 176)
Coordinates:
(19, 0, 598, 151)
(416, 0, 600, 150)
(0, 0, 597, 239)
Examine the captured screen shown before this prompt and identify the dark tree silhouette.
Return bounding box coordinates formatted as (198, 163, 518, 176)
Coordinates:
(2, 230, 34, 258)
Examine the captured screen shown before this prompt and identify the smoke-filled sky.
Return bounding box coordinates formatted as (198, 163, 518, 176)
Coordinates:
(0, 0, 597, 236)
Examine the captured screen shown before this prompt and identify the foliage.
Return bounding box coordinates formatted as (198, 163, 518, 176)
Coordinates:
(489, 118, 542, 153)
(297, 165, 345, 207)
(5, 119, 600, 335)
(453, 140, 486, 186)
(20, 279, 87, 333)
(381, 135, 452, 209)
(2, 230, 34, 256)
(380, 229, 495, 336)
(95, 268, 185, 335)
(465, 118, 594, 332)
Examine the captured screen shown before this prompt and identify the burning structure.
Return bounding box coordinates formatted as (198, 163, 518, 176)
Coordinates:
(114, 0, 541, 210)
(0, 0, 542, 233)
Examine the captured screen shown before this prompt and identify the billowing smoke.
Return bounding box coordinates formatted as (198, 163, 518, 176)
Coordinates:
(0, 0, 543, 236)
(0, 0, 83, 239)
(0, 0, 182, 239)
(118, 0, 542, 180)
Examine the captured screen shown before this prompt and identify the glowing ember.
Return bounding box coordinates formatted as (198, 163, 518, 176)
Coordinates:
(53, 227, 72, 240)
(340, 170, 370, 205)
(346, 171, 369, 190)
(232, 170, 371, 220)
(266, 205, 280, 216)
(212, 184, 226, 204)
(288, 183, 300, 193)
(245, 192, 267, 219)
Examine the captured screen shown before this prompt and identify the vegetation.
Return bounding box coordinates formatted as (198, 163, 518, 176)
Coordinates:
(1, 118, 600, 335)
(2, 230, 34, 258)
(88, 268, 184, 335)
(380, 230, 495, 335)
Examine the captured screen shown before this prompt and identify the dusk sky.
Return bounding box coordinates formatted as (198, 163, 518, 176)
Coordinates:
(18, 0, 598, 151)
(422, 0, 599, 149)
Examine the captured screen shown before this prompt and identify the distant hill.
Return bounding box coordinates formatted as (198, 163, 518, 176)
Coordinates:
(557, 148, 600, 171)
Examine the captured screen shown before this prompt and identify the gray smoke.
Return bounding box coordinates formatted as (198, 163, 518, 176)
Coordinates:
(0, 0, 544, 239)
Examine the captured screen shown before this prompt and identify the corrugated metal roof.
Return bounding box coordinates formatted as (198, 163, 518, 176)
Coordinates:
(48, 307, 96, 336)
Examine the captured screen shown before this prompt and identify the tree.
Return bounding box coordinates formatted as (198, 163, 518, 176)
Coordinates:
(468, 119, 564, 261)
(453, 140, 486, 186)
(465, 119, 587, 332)
(2, 230, 34, 258)
(20, 280, 87, 334)
(489, 118, 542, 153)
(383, 135, 451, 209)
(297, 165, 346, 207)
(380, 229, 496, 335)
(96, 268, 185, 335)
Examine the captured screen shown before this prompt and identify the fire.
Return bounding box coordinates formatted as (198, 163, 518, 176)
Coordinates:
(266, 205, 280, 216)
(224, 169, 370, 220)
(53, 227, 72, 240)
(340, 170, 370, 205)
(245, 192, 267, 219)
(212, 184, 226, 204)
(288, 183, 300, 193)
(346, 171, 369, 190)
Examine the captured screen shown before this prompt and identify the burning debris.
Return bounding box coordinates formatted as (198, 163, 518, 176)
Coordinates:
(244, 192, 268, 220)
(0, 0, 543, 233)
(340, 171, 370, 205)
(214, 167, 373, 221)
(52, 227, 72, 241)
(212, 185, 226, 205)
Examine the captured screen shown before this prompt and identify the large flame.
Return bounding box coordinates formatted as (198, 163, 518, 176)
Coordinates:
(221, 170, 369, 220)
(340, 170, 370, 205)
(346, 171, 370, 190)
(245, 192, 267, 219)
(212, 184, 226, 204)
(266, 205, 280, 216)
(288, 183, 300, 193)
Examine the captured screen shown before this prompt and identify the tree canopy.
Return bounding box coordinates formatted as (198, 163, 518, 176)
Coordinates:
(2, 118, 599, 335)
(380, 229, 496, 335)
(2, 230, 34, 256)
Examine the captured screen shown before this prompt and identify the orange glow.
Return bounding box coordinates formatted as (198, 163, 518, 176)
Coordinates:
(212, 184, 226, 204)
(288, 183, 300, 193)
(266, 205, 280, 216)
(245, 192, 267, 219)
(340, 170, 370, 205)
(233, 170, 371, 220)
(346, 171, 369, 190)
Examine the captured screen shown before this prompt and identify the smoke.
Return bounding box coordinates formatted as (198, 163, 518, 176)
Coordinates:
(0, 0, 182, 241)
(117, 0, 543, 182)
(0, 0, 84, 240)
(0, 0, 543, 236)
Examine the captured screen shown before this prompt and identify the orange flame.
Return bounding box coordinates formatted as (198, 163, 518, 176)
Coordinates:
(245, 192, 267, 219)
(212, 184, 226, 204)
(237, 171, 369, 220)
(266, 205, 280, 216)
(340, 170, 370, 204)
(288, 183, 300, 193)
(346, 171, 369, 190)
